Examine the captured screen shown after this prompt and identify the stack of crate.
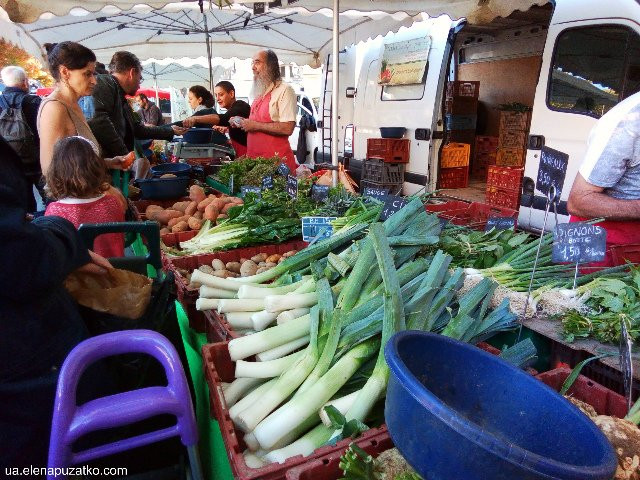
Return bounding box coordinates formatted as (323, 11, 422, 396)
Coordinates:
(445, 81, 479, 159)
(438, 142, 470, 189)
(485, 164, 524, 210)
(361, 138, 410, 194)
(472, 136, 499, 179)
(496, 110, 531, 167)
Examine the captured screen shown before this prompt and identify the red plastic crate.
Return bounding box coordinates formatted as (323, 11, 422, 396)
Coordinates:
(201, 341, 390, 480)
(366, 138, 409, 164)
(205, 309, 239, 343)
(485, 186, 521, 210)
(474, 150, 497, 166)
(536, 367, 628, 418)
(486, 165, 524, 191)
(439, 201, 518, 230)
(446, 80, 479, 99)
(165, 240, 307, 332)
(438, 166, 469, 189)
(610, 243, 640, 266)
(424, 199, 470, 214)
(475, 136, 499, 154)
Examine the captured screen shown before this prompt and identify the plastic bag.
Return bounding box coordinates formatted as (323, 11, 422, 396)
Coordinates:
(65, 268, 152, 320)
(315, 164, 357, 193)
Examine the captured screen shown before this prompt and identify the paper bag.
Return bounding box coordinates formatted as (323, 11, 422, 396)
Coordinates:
(65, 268, 153, 320)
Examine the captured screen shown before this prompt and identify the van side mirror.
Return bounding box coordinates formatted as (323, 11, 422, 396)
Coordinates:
(345, 87, 357, 98)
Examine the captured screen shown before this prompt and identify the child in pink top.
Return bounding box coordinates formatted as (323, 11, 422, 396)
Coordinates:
(45, 136, 126, 258)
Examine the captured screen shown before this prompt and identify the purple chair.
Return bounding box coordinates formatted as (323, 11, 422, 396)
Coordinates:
(47, 330, 203, 480)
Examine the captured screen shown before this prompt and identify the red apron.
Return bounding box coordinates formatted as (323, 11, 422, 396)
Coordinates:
(230, 138, 247, 158)
(246, 91, 297, 173)
(570, 215, 640, 267)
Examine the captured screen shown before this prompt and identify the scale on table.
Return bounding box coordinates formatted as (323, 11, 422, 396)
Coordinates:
(169, 141, 235, 161)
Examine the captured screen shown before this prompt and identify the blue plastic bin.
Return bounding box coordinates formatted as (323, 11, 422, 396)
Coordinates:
(384, 331, 617, 480)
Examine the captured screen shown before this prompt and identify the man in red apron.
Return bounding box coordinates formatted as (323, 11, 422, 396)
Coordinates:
(567, 91, 640, 267)
(232, 49, 298, 173)
(182, 81, 251, 157)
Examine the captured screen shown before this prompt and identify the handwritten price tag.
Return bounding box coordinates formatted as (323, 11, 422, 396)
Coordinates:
(552, 222, 607, 263)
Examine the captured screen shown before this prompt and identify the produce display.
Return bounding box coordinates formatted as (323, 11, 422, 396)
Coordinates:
(217, 156, 282, 194)
(190, 199, 520, 465)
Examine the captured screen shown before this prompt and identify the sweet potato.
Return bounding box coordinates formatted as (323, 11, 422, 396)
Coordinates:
(197, 195, 216, 212)
(168, 214, 190, 228)
(230, 196, 244, 204)
(189, 185, 206, 203)
(204, 203, 219, 222)
(266, 254, 281, 263)
(185, 201, 198, 216)
(155, 209, 183, 225)
(187, 217, 202, 231)
(193, 211, 203, 220)
(171, 201, 190, 212)
(171, 220, 189, 233)
(145, 204, 163, 215)
(221, 203, 236, 214)
(209, 198, 227, 212)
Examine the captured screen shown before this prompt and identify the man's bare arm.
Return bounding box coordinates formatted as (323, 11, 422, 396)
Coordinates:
(567, 173, 640, 220)
(241, 119, 295, 136)
(182, 114, 221, 127)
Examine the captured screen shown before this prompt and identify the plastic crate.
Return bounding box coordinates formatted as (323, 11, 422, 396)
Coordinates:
(205, 309, 238, 343)
(201, 341, 390, 480)
(610, 243, 640, 265)
(424, 199, 470, 213)
(444, 97, 478, 115)
(446, 80, 479, 99)
(359, 179, 403, 196)
(474, 151, 497, 167)
(441, 142, 471, 168)
(499, 111, 531, 132)
(361, 158, 405, 184)
(475, 136, 499, 154)
(485, 185, 521, 210)
(165, 240, 307, 333)
(496, 147, 526, 167)
(366, 138, 410, 164)
(438, 166, 469, 189)
(439, 201, 518, 230)
(445, 114, 477, 131)
(536, 367, 629, 418)
(498, 130, 528, 150)
(486, 165, 524, 191)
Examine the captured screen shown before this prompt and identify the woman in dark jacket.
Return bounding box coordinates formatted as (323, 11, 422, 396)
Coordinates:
(0, 137, 112, 472)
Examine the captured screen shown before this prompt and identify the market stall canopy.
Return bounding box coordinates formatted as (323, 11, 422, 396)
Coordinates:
(141, 59, 230, 89)
(1, 0, 549, 24)
(6, 2, 425, 67)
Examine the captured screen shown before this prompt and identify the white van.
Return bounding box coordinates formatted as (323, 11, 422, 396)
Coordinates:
(290, 90, 321, 166)
(331, 0, 640, 231)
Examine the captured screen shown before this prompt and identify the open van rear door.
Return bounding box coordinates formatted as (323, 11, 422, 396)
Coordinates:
(518, 0, 640, 232)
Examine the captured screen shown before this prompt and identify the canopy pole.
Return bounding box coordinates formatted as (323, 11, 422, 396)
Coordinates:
(200, 0, 214, 91)
(152, 63, 159, 105)
(331, 0, 339, 187)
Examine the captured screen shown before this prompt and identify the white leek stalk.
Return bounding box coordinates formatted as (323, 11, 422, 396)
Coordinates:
(225, 311, 255, 329)
(255, 336, 310, 361)
(195, 298, 219, 311)
(263, 425, 332, 464)
(251, 310, 279, 331)
(217, 298, 265, 313)
(229, 378, 278, 421)
(235, 351, 304, 379)
(264, 292, 318, 313)
(276, 308, 310, 324)
(237, 280, 306, 299)
(319, 391, 359, 426)
(243, 451, 266, 468)
(244, 432, 261, 452)
(191, 269, 246, 291)
(199, 285, 237, 299)
(223, 377, 266, 407)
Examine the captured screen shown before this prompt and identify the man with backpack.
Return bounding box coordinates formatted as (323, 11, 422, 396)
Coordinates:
(0, 66, 43, 211)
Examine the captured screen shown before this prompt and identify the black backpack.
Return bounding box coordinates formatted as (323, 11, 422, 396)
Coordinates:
(0, 94, 37, 166)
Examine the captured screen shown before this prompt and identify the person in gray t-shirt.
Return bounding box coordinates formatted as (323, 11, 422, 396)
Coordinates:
(567, 90, 640, 265)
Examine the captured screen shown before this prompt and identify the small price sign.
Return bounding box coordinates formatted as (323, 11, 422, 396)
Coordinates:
(311, 184, 330, 202)
(485, 216, 516, 232)
(276, 163, 290, 177)
(552, 222, 607, 263)
(262, 175, 274, 190)
(536, 146, 569, 201)
(380, 195, 408, 221)
(301, 216, 337, 242)
(363, 186, 390, 201)
(241, 185, 262, 199)
(287, 175, 298, 198)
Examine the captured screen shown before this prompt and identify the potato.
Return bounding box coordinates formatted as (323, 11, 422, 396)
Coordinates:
(266, 254, 281, 263)
(211, 259, 226, 271)
(198, 265, 215, 275)
(258, 262, 266, 267)
(171, 220, 189, 233)
(212, 270, 230, 278)
(189, 185, 206, 203)
(168, 214, 190, 228)
(226, 261, 241, 273)
(226, 271, 240, 278)
(256, 267, 270, 274)
(282, 250, 297, 258)
(240, 260, 258, 277)
(197, 195, 215, 212)
(187, 217, 202, 231)
(204, 203, 219, 222)
(145, 204, 163, 216)
(155, 209, 183, 225)
(171, 201, 190, 212)
(185, 201, 198, 216)
(240, 257, 249, 264)
(265, 262, 277, 268)
(160, 227, 171, 236)
(251, 253, 268, 263)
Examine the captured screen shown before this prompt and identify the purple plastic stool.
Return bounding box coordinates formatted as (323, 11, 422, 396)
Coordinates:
(47, 330, 203, 480)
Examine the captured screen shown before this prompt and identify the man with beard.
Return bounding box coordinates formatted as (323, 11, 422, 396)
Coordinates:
(232, 49, 298, 172)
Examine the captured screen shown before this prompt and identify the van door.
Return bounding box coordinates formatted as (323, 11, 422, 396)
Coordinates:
(519, 0, 640, 231)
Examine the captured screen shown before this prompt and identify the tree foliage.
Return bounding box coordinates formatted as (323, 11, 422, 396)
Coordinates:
(0, 39, 53, 87)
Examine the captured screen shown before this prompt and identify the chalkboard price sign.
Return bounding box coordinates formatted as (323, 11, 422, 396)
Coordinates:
(536, 146, 569, 201)
(262, 175, 274, 190)
(241, 185, 262, 199)
(276, 163, 290, 177)
(485, 216, 516, 232)
(311, 184, 330, 202)
(363, 186, 390, 201)
(287, 175, 298, 198)
(380, 195, 408, 221)
(552, 222, 607, 263)
(301, 216, 337, 242)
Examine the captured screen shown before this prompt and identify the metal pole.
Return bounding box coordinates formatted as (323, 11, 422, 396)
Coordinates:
(331, 0, 339, 188)
(200, 0, 214, 91)
(152, 63, 159, 105)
